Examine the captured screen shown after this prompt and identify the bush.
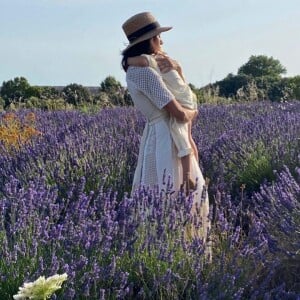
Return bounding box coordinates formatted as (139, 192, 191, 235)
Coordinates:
(39, 86, 61, 100)
(99, 76, 133, 106)
(255, 77, 293, 102)
(228, 141, 274, 194)
(1, 77, 31, 107)
(62, 83, 92, 106)
(214, 73, 252, 98)
(0, 96, 4, 110)
(286, 75, 300, 100)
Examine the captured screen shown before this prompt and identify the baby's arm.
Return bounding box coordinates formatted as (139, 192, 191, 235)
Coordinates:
(155, 54, 185, 81)
(127, 56, 149, 67)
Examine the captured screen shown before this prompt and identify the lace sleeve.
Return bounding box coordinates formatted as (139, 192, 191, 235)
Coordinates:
(127, 66, 174, 109)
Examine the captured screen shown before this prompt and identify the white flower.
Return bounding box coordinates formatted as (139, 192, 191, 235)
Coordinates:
(13, 273, 68, 300)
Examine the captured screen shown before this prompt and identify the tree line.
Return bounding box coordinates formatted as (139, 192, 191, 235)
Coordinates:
(1, 55, 299, 111)
(0, 75, 132, 111)
(193, 55, 300, 103)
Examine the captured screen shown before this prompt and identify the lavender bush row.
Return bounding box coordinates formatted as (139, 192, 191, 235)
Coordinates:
(1, 168, 299, 298)
(251, 166, 300, 294)
(1, 101, 299, 200)
(0, 101, 299, 298)
(1, 169, 299, 299)
(195, 101, 300, 196)
(0, 108, 143, 200)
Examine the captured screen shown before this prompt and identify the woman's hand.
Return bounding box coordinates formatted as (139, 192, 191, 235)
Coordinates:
(155, 53, 185, 80)
(164, 100, 197, 123)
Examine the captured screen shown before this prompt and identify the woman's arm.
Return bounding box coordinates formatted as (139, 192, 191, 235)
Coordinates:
(128, 67, 195, 123)
(164, 100, 197, 123)
(127, 56, 149, 67)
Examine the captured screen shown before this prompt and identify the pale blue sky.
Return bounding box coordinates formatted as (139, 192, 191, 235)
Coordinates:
(1, 0, 300, 88)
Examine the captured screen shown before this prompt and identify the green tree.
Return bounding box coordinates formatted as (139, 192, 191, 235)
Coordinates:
(0, 96, 4, 110)
(99, 76, 132, 106)
(287, 75, 300, 100)
(254, 76, 293, 102)
(238, 55, 286, 78)
(211, 55, 293, 101)
(39, 86, 60, 100)
(0, 77, 45, 108)
(25, 85, 42, 99)
(62, 83, 91, 106)
(0, 77, 31, 107)
(268, 78, 293, 102)
(215, 73, 252, 98)
(100, 76, 123, 94)
(123, 89, 133, 106)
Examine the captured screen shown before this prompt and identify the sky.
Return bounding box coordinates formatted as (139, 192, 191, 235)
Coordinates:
(1, 0, 300, 88)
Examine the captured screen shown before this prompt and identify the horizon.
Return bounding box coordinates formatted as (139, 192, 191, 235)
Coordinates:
(1, 0, 300, 88)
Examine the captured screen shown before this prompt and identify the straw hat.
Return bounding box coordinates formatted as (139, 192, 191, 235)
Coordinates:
(122, 12, 172, 52)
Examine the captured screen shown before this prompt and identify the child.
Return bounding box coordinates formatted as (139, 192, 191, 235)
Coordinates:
(127, 53, 198, 193)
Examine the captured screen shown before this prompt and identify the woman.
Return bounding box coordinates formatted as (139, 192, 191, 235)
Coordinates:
(121, 12, 210, 239)
(127, 52, 199, 193)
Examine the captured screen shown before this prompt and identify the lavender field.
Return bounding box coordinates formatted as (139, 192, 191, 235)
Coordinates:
(0, 101, 299, 299)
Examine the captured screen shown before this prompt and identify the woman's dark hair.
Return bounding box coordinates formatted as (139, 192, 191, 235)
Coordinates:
(121, 38, 154, 72)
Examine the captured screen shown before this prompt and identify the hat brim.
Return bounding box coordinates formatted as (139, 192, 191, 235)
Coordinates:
(122, 26, 172, 53)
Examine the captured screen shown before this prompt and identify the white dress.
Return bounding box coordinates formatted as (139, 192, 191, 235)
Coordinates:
(126, 66, 210, 241)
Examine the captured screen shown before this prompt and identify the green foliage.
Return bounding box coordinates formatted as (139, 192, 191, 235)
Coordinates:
(25, 85, 42, 98)
(62, 83, 91, 106)
(0, 78, 60, 109)
(0, 96, 4, 110)
(0, 54, 298, 110)
(287, 75, 300, 100)
(99, 76, 133, 106)
(214, 72, 293, 102)
(93, 91, 114, 108)
(193, 84, 231, 104)
(236, 80, 260, 101)
(189, 83, 205, 104)
(100, 75, 122, 94)
(215, 73, 253, 98)
(255, 77, 294, 102)
(1, 77, 31, 107)
(238, 55, 286, 78)
(0, 75, 133, 110)
(205, 55, 293, 102)
(267, 77, 293, 102)
(25, 97, 69, 110)
(123, 88, 133, 106)
(39, 86, 61, 100)
(229, 142, 274, 194)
